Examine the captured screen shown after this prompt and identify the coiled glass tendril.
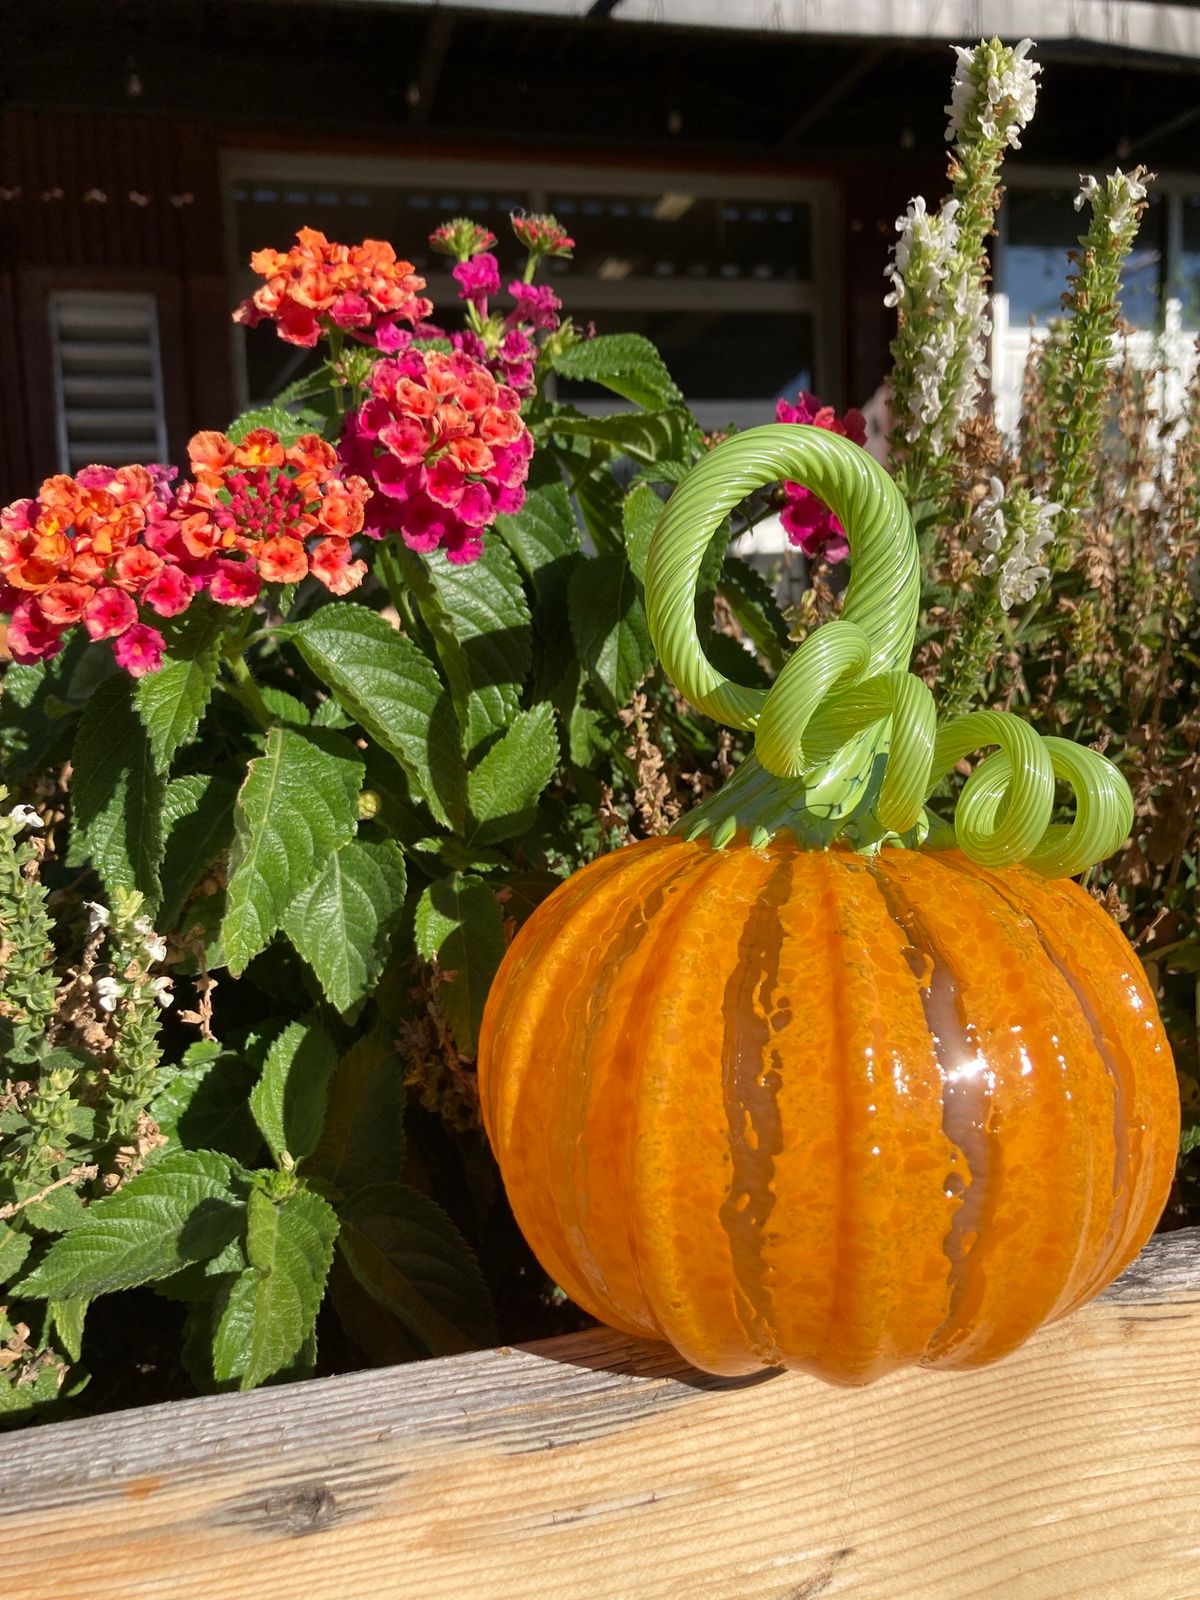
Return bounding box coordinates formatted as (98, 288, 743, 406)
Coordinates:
(643, 425, 1133, 877)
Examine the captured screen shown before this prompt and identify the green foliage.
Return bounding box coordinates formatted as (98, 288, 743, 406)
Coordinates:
(415, 875, 506, 1057)
(212, 1186, 338, 1390)
(568, 553, 656, 715)
(222, 726, 363, 974)
(68, 674, 165, 906)
(0, 190, 759, 1425)
(250, 1019, 339, 1168)
(282, 838, 407, 1013)
(135, 604, 225, 773)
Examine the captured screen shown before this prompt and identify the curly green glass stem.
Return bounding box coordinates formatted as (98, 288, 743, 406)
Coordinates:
(643, 424, 1133, 876)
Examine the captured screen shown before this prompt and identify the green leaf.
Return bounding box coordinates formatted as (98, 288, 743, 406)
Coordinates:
(212, 1187, 338, 1391)
(569, 453, 625, 555)
(222, 726, 362, 974)
(414, 874, 506, 1057)
(48, 1297, 87, 1363)
(282, 837, 407, 1014)
(13, 1151, 243, 1300)
(551, 333, 684, 410)
(494, 481, 582, 618)
(568, 553, 656, 715)
(308, 1027, 405, 1202)
(159, 773, 238, 931)
(549, 407, 694, 468)
(68, 674, 165, 906)
(256, 685, 310, 726)
(289, 606, 465, 830)
(226, 405, 325, 446)
(719, 555, 790, 672)
(404, 542, 533, 757)
(134, 604, 224, 773)
(466, 701, 559, 844)
(250, 1019, 338, 1166)
(622, 482, 664, 583)
(337, 1182, 495, 1356)
(0, 1223, 31, 1284)
(150, 1043, 263, 1166)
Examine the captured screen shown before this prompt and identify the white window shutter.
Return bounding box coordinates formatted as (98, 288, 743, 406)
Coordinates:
(48, 291, 169, 473)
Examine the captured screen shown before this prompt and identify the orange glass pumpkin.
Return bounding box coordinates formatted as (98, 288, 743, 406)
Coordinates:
(478, 429, 1180, 1384)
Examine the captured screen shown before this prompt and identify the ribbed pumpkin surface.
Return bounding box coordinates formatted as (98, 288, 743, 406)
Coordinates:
(477, 836, 1179, 1385)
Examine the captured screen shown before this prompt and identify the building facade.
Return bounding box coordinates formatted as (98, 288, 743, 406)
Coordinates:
(3, 1, 1199, 505)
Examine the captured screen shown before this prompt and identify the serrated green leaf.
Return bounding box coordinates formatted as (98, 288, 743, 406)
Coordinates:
(250, 1019, 338, 1166)
(256, 685, 310, 726)
(414, 874, 505, 1057)
(282, 837, 407, 1014)
(622, 482, 664, 583)
(337, 1182, 495, 1356)
(13, 1151, 243, 1300)
(549, 407, 693, 467)
(48, 1297, 87, 1363)
(222, 726, 362, 974)
(68, 674, 164, 906)
(308, 1027, 405, 1202)
(402, 542, 532, 757)
(226, 405, 325, 446)
(289, 606, 465, 829)
(150, 1046, 263, 1166)
(568, 553, 656, 716)
(134, 605, 224, 773)
(719, 555, 790, 671)
(569, 454, 625, 555)
(311, 696, 352, 729)
(159, 772, 238, 931)
(0, 1223, 31, 1284)
(551, 333, 684, 409)
(466, 702, 559, 844)
(212, 1187, 338, 1391)
(494, 481, 582, 618)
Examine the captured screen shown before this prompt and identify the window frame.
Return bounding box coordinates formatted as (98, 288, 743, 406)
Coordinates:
(220, 148, 842, 423)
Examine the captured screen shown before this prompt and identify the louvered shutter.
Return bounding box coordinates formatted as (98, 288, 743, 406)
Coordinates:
(48, 291, 169, 473)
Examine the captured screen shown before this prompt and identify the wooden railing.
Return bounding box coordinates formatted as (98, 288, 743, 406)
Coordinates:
(4, 1227, 1199, 1600)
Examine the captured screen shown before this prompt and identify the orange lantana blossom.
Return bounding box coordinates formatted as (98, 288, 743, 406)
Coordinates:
(233, 228, 434, 348)
(171, 428, 371, 606)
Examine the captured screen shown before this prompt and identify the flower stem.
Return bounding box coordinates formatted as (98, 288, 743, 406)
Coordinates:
(221, 632, 272, 730)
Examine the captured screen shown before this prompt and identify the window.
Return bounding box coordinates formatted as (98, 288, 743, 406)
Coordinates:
(48, 291, 168, 473)
(224, 154, 835, 429)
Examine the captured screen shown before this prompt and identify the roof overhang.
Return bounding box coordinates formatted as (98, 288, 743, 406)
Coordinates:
(401, 0, 1200, 61)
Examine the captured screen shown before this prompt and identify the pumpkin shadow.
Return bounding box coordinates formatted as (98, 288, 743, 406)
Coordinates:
(513, 1323, 782, 1394)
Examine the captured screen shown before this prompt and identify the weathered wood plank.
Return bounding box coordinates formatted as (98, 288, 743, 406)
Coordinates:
(4, 1228, 1200, 1600)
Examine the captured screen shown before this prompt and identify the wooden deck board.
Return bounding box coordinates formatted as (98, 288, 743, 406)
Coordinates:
(3, 1228, 1199, 1600)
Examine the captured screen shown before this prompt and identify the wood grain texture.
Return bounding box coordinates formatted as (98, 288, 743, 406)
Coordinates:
(4, 1228, 1200, 1600)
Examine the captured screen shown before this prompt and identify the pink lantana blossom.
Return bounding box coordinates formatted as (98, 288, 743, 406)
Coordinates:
(506, 281, 561, 332)
(83, 586, 137, 640)
(774, 392, 868, 565)
(6, 597, 64, 664)
(208, 559, 262, 608)
(113, 622, 166, 677)
(341, 346, 532, 565)
(452, 254, 500, 315)
(142, 564, 196, 617)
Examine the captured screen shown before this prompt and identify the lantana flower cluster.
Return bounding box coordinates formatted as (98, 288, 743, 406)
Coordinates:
(432, 211, 572, 396)
(233, 227, 434, 349)
(1, 430, 371, 672)
(341, 347, 532, 565)
(2, 464, 180, 671)
(175, 428, 371, 603)
(774, 392, 867, 565)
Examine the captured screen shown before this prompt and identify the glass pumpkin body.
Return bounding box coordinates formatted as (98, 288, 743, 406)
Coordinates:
(477, 834, 1178, 1386)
